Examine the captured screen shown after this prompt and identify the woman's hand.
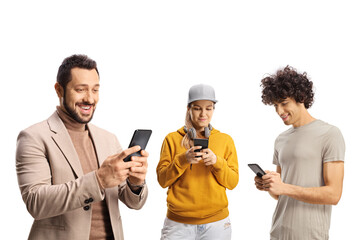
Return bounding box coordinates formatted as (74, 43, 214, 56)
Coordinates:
(201, 148, 217, 166)
(185, 146, 204, 164)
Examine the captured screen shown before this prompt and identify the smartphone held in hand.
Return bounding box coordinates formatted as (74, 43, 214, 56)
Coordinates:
(248, 163, 266, 178)
(123, 129, 152, 162)
(193, 138, 208, 152)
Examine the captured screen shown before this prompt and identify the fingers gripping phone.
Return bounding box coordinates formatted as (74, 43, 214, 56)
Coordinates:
(123, 129, 152, 162)
(248, 163, 266, 178)
(190, 138, 209, 170)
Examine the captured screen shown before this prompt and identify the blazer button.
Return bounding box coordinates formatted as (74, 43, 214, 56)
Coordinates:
(85, 198, 94, 204)
(83, 205, 90, 211)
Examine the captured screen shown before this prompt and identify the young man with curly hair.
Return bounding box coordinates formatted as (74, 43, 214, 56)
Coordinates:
(255, 66, 345, 240)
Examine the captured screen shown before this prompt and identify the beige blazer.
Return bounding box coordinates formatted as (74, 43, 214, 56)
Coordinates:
(16, 111, 148, 240)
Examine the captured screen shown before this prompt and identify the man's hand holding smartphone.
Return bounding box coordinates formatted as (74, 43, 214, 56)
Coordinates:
(248, 163, 268, 191)
(127, 148, 148, 186)
(124, 129, 151, 187)
(96, 130, 151, 189)
(96, 146, 146, 189)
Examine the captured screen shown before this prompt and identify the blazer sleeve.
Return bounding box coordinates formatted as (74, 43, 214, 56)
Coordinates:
(118, 182, 148, 210)
(113, 134, 148, 209)
(16, 130, 104, 220)
(210, 136, 239, 190)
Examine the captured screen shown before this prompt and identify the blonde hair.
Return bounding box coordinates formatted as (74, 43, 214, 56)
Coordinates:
(181, 108, 195, 149)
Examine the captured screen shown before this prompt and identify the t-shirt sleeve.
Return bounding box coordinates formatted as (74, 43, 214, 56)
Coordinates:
(273, 137, 280, 166)
(322, 126, 345, 163)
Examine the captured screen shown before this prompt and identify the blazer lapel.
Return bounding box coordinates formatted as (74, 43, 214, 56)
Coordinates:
(87, 124, 108, 167)
(47, 111, 84, 178)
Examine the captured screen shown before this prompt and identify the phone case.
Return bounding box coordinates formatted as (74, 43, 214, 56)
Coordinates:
(193, 138, 209, 152)
(248, 163, 266, 177)
(123, 129, 152, 162)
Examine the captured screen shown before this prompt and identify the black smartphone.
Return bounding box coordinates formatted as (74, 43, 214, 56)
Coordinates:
(248, 163, 266, 178)
(123, 129, 152, 162)
(193, 138, 208, 157)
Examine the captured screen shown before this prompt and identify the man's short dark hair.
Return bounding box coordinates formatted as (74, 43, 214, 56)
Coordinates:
(260, 66, 314, 109)
(56, 54, 99, 89)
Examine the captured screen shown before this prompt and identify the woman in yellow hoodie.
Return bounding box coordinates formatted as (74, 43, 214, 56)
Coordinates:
(157, 84, 239, 240)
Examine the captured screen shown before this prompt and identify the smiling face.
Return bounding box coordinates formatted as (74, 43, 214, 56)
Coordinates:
(188, 100, 214, 131)
(274, 97, 306, 127)
(55, 67, 99, 124)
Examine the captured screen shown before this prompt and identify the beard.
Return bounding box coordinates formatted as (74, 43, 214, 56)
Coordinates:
(63, 89, 95, 124)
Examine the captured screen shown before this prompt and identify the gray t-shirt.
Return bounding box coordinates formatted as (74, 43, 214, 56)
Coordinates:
(270, 120, 345, 240)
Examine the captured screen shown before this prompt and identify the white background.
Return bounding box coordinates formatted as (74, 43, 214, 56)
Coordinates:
(1, 0, 359, 239)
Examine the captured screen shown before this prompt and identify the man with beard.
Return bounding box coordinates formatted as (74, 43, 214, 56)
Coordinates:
(16, 54, 148, 240)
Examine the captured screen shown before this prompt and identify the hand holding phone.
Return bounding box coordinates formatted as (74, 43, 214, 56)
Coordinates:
(123, 129, 152, 162)
(248, 163, 266, 178)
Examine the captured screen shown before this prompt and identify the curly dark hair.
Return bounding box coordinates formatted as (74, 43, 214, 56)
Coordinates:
(56, 54, 99, 89)
(260, 66, 314, 109)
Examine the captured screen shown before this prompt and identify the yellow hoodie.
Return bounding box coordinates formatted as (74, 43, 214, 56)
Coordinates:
(157, 127, 239, 224)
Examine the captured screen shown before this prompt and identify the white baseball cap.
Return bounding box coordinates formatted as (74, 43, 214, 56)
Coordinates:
(187, 84, 218, 104)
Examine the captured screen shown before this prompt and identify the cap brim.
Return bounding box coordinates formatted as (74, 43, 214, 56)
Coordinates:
(188, 98, 218, 104)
